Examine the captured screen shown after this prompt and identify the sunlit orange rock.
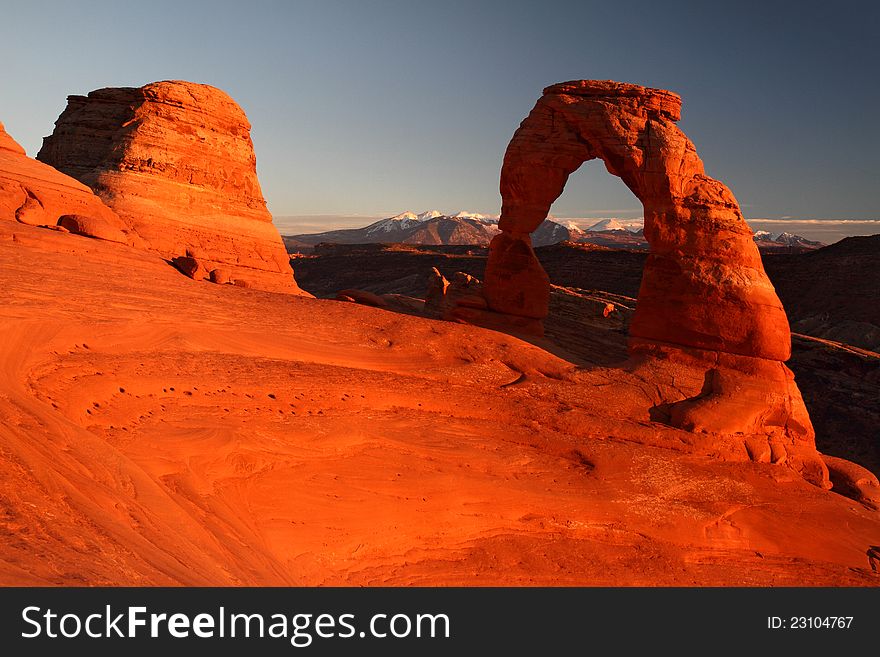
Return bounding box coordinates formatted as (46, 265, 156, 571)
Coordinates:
(481, 80, 826, 485)
(37, 81, 308, 295)
(0, 122, 25, 155)
(1, 218, 876, 585)
(1, 121, 132, 242)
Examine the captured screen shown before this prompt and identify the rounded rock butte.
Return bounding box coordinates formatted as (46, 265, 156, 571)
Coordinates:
(37, 80, 308, 295)
(481, 80, 828, 486)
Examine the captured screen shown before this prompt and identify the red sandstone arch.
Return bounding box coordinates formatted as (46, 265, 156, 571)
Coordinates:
(485, 80, 790, 361)
(480, 80, 828, 486)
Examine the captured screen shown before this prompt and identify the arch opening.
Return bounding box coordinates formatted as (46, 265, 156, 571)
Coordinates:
(547, 159, 644, 231)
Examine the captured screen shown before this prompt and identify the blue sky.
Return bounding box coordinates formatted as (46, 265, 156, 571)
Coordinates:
(1, 0, 877, 230)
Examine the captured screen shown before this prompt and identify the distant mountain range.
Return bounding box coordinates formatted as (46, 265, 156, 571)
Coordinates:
(752, 230, 825, 253)
(283, 211, 824, 253)
(284, 212, 499, 251)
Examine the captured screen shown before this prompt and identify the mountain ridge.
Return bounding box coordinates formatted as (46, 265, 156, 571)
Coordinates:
(284, 212, 824, 253)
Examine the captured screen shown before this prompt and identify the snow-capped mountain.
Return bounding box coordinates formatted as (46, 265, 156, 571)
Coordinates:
(417, 210, 444, 221)
(288, 211, 501, 248)
(752, 230, 824, 253)
(532, 220, 580, 246)
(363, 210, 444, 236)
(450, 211, 497, 223)
(283, 212, 825, 254)
(288, 211, 640, 250)
(585, 218, 629, 232)
(389, 211, 419, 221)
(753, 230, 818, 245)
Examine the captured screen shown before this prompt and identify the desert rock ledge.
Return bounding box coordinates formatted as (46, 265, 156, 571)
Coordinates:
(37, 80, 307, 295)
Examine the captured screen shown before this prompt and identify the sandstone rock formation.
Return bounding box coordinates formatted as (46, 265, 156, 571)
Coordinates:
(1, 122, 132, 241)
(478, 80, 826, 485)
(287, 240, 880, 490)
(424, 267, 451, 313)
(822, 454, 880, 511)
(171, 255, 209, 281)
(209, 268, 232, 285)
(37, 81, 307, 295)
(57, 214, 129, 245)
(335, 288, 389, 308)
(425, 269, 486, 317)
(3, 218, 878, 586)
(0, 122, 22, 155)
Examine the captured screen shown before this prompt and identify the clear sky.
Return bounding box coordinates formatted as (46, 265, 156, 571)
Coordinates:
(1, 0, 877, 230)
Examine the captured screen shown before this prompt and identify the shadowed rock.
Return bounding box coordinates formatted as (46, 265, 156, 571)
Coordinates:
(171, 255, 209, 281)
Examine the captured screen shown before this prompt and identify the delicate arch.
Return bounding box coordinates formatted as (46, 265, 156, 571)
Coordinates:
(484, 80, 790, 362)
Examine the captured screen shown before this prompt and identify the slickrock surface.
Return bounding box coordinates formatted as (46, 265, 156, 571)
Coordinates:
(288, 240, 880, 480)
(0, 122, 132, 242)
(473, 80, 823, 486)
(37, 81, 306, 294)
(1, 221, 878, 586)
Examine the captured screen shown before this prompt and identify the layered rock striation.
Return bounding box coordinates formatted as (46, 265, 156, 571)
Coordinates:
(37, 80, 306, 294)
(472, 80, 827, 485)
(1, 122, 132, 243)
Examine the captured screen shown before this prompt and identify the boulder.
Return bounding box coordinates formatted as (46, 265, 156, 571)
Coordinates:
(209, 268, 232, 285)
(336, 289, 388, 308)
(171, 255, 209, 281)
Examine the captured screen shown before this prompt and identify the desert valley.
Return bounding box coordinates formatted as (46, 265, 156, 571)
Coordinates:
(1, 77, 878, 589)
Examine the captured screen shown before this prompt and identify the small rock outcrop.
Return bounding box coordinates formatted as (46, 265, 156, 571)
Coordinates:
(57, 214, 129, 244)
(171, 255, 209, 281)
(37, 80, 307, 295)
(822, 454, 880, 510)
(1, 122, 132, 241)
(425, 269, 485, 316)
(335, 289, 388, 308)
(209, 268, 232, 285)
(479, 80, 827, 486)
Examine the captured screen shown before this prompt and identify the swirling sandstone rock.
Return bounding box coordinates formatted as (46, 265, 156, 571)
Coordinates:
(1, 122, 132, 242)
(482, 80, 826, 485)
(37, 81, 307, 295)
